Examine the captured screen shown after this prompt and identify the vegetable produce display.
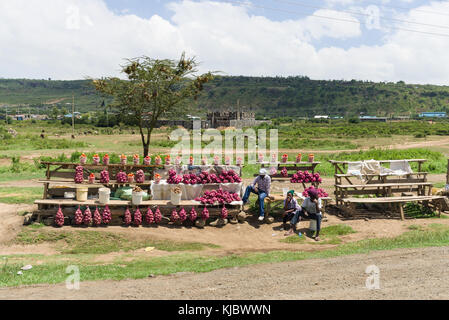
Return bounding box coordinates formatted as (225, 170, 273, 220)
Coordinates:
(165, 156, 171, 165)
(102, 205, 112, 225)
(92, 154, 100, 165)
(136, 170, 145, 183)
(124, 207, 132, 226)
(281, 167, 288, 177)
(145, 208, 155, 225)
(100, 170, 110, 184)
(83, 206, 92, 226)
(133, 154, 140, 165)
(80, 154, 87, 165)
(127, 173, 135, 183)
(74, 206, 83, 225)
(154, 207, 163, 224)
(178, 208, 187, 222)
(198, 171, 221, 184)
(134, 208, 142, 226)
(195, 190, 241, 205)
(170, 209, 180, 222)
(121, 154, 127, 165)
(189, 208, 198, 222)
(168, 170, 242, 185)
(220, 207, 228, 220)
(103, 154, 110, 165)
(290, 171, 322, 184)
(55, 206, 65, 227)
(74, 166, 84, 184)
(88, 173, 95, 184)
(201, 207, 210, 221)
(155, 156, 162, 165)
(116, 171, 128, 184)
(218, 170, 242, 183)
(167, 170, 183, 184)
(303, 187, 329, 198)
(144, 156, 151, 165)
(93, 207, 102, 226)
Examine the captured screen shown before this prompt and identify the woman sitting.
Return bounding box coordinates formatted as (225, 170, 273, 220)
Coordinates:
(282, 190, 300, 231)
(284, 188, 323, 241)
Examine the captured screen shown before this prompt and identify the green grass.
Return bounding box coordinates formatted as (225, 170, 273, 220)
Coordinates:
(0, 187, 43, 204)
(320, 224, 357, 236)
(1, 223, 449, 287)
(280, 224, 356, 244)
(14, 228, 220, 255)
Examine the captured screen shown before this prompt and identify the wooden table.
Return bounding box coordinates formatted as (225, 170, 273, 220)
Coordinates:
(342, 195, 445, 220)
(329, 159, 429, 205)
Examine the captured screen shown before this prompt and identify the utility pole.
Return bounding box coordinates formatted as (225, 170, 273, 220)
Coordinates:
(72, 93, 75, 137)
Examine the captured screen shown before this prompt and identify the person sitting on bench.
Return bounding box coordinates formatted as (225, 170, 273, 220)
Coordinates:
(282, 190, 300, 230)
(242, 169, 271, 221)
(285, 188, 323, 241)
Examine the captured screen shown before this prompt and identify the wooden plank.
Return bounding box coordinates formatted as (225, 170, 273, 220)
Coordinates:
(336, 182, 433, 188)
(343, 196, 445, 204)
(329, 159, 427, 165)
(39, 179, 153, 187)
(34, 199, 243, 207)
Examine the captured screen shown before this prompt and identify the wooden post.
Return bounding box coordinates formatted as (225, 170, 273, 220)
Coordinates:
(447, 159, 449, 185)
(399, 204, 405, 221)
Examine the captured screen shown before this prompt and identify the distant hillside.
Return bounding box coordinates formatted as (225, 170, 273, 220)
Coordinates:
(1, 77, 449, 117)
(0, 79, 102, 112)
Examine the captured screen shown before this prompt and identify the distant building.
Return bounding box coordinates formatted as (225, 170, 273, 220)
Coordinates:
(64, 112, 82, 119)
(314, 115, 329, 119)
(359, 116, 388, 122)
(419, 112, 446, 118)
(13, 114, 31, 121)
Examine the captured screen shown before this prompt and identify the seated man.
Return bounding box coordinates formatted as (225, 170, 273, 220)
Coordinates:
(284, 188, 323, 241)
(242, 169, 272, 221)
(282, 190, 300, 230)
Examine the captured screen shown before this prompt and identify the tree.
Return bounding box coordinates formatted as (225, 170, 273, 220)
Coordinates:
(93, 53, 215, 157)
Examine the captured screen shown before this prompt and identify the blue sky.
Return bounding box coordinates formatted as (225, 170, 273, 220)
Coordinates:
(103, 0, 441, 50)
(1, 0, 449, 84)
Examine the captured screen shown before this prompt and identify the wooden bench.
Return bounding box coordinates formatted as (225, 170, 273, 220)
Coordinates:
(342, 195, 446, 220)
(329, 159, 430, 205)
(262, 194, 332, 217)
(336, 182, 433, 199)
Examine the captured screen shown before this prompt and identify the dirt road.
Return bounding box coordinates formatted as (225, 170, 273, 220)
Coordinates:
(1, 246, 448, 300)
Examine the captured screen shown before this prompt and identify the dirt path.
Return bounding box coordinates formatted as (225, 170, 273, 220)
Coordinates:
(0, 204, 34, 244)
(1, 246, 447, 300)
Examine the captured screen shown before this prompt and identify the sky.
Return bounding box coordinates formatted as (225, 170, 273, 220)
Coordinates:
(1, 0, 449, 84)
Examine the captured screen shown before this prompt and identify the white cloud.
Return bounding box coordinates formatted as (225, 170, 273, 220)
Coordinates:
(0, 0, 448, 85)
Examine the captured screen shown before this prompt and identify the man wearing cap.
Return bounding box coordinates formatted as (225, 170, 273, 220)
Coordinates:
(242, 169, 272, 221)
(285, 188, 323, 241)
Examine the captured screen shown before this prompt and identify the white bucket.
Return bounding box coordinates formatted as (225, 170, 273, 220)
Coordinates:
(76, 187, 89, 202)
(99, 188, 111, 205)
(309, 220, 317, 232)
(171, 190, 182, 206)
(132, 192, 145, 206)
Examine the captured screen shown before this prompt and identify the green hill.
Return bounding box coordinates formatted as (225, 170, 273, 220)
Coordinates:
(1, 77, 449, 118)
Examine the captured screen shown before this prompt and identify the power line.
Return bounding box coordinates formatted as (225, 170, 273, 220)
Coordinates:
(274, 0, 449, 30)
(366, 0, 449, 17)
(222, 0, 449, 38)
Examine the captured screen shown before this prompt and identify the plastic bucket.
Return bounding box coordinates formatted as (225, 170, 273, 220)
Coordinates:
(132, 192, 144, 206)
(99, 188, 111, 205)
(76, 187, 89, 202)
